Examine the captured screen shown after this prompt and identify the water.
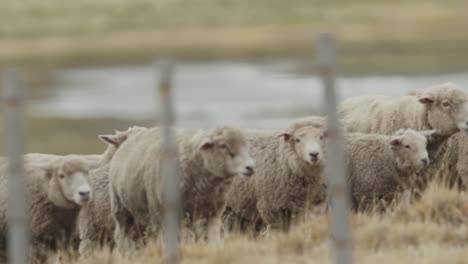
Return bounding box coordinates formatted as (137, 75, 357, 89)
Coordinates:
(31, 60, 468, 128)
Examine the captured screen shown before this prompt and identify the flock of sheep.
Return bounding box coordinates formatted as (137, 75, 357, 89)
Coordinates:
(1, 82, 468, 263)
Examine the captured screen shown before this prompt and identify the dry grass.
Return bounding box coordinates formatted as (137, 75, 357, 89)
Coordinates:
(65, 181, 468, 264)
(1, 0, 468, 73)
(0, 115, 150, 155)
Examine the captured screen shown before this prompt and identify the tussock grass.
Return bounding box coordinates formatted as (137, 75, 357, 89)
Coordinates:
(66, 181, 468, 263)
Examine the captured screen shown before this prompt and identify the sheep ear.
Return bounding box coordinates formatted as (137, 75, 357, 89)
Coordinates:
(322, 129, 329, 138)
(199, 139, 214, 150)
(422, 129, 436, 138)
(390, 138, 401, 146)
(99, 134, 120, 146)
(279, 133, 291, 142)
(418, 95, 434, 105)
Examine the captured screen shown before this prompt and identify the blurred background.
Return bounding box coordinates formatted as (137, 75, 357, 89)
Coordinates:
(1, 0, 468, 155)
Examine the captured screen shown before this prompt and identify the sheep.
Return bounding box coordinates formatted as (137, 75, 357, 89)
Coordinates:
(339, 82, 468, 136)
(78, 126, 147, 257)
(339, 82, 468, 185)
(0, 155, 92, 263)
(109, 126, 255, 254)
(438, 132, 468, 190)
(452, 134, 468, 189)
(223, 117, 328, 234)
(344, 129, 435, 211)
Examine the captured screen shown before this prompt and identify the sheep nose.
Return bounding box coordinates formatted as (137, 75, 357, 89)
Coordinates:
(79, 191, 90, 201)
(309, 152, 319, 160)
(243, 166, 254, 177)
(421, 158, 429, 166)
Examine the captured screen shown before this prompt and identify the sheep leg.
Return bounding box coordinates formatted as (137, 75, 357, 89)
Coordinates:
(207, 216, 222, 242)
(80, 229, 113, 257)
(29, 240, 49, 264)
(194, 217, 209, 241)
(281, 208, 292, 233)
(113, 208, 140, 255)
(56, 231, 79, 262)
(146, 185, 163, 243)
(259, 207, 286, 233)
(253, 217, 266, 236)
(146, 216, 162, 244)
(78, 238, 93, 258)
(221, 206, 236, 234)
(110, 191, 139, 255)
(79, 220, 99, 257)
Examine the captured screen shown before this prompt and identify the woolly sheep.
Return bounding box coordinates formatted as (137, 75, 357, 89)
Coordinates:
(344, 129, 434, 211)
(109, 126, 255, 253)
(78, 126, 147, 257)
(339, 82, 468, 184)
(224, 117, 328, 234)
(0, 155, 92, 263)
(339, 82, 468, 136)
(438, 132, 468, 190)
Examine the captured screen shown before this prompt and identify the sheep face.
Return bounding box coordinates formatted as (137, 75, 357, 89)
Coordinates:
(45, 158, 92, 209)
(199, 127, 255, 178)
(418, 83, 468, 135)
(389, 129, 434, 172)
(281, 126, 326, 166)
(455, 102, 468, 132)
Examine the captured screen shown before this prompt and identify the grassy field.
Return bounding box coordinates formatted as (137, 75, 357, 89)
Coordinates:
(0, 115, 150, 155)
(1, 0, 468, 74)
(66, 181, 468, 264)
(2, 1, 468, 262)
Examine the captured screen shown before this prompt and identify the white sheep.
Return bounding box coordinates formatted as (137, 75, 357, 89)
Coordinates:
(344, 129, 434, 211)
(339, 82, 468, 185)
(78, 126, 147, 257)
(339, 82, 468, 136)
(109, 126, 255, 254)
(0, 155, 92, 263)
(224, 117, 328, 234)
(438, 132, 468, 189)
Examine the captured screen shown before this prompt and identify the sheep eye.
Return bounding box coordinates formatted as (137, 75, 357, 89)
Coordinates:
(228, 152, 235, 158)
(295, 138, 301, 143)
(59, 173, 65, 179)
(219, 144, 228, 149)
(442, 101, 451, 107)
(405, 145, 411, 149)
(320, 135, 324, 140)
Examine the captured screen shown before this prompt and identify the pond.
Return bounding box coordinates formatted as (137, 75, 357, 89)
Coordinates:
(30, 60, 468, 128)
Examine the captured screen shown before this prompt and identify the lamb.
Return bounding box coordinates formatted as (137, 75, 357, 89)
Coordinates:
(78, 126, 147, 257)
(109, 126, 255, 253)
(0, 155, 92, 263)
(339, 82, 468, 184)
(224, 117, 328, 234)
(344, 129, 434, 211)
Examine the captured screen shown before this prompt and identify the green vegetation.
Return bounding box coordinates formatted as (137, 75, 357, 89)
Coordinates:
(1, 0, 468, 74)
